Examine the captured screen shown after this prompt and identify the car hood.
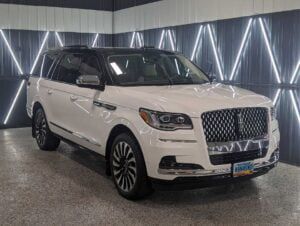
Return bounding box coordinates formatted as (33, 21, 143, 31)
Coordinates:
(107, 83, 272, 117)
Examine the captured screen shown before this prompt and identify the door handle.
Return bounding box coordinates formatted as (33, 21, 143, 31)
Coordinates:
(70, 95, 78, 101)
(93, 101, 117, 111)
(47, 89, 53, 95)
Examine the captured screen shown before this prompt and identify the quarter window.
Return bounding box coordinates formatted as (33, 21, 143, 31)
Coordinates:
(31, 56, 43, 77)
(31, 53, 57, 78)
(41, 54, 57, 78)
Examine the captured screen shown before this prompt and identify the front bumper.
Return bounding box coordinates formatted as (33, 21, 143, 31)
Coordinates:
(138, 116, 280, 181)
(158, 148, 279, 176)
(151, 160, 278, 191)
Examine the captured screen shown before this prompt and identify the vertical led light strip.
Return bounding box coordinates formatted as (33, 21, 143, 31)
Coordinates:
(4, 80, 25, 125)
(289, 90, 300, 123)
(190, 25, 203, 61)
(4, 31, 49, 125)
(0, 29, 25, 125)
(55, 31, 64, 47)
(92, 33, 99, 48)
(229, 18, 253, 81)
(0, 29, 23, 74)
(272, 89, 281, 106)
(30, 31, 49, 74)
(158, 30, 165, 49)
(290, 61, 300, 84)
(130, 32, 136, 48)
(136, 32, 143, 48)
(130, 32, 143, 48)
(167, 29, 175, 51)
(258, 18, 281, 84)
(207, 24, 224, 81)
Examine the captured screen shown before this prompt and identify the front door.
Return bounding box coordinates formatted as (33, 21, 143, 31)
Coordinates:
(50, 52, 106, 153)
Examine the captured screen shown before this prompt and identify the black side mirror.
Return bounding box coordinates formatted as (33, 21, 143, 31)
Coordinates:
(206, 62, 216, 83)
(76, 75, 105, 91)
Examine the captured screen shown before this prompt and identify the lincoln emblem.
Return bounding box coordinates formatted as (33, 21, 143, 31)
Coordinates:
(237, 113, 244, 133)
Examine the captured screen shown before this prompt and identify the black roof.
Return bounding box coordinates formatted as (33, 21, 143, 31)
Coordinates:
(44, 46, 177, 56)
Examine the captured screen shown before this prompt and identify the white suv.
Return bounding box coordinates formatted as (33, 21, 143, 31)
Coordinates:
(27, 46, 280, 199)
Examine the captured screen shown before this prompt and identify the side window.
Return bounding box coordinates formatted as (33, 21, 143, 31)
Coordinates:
(40, 54, 57, 78)
(32, 56, 43, 77)
(55, 54, 82, 84)
(79, 55, 102, 76)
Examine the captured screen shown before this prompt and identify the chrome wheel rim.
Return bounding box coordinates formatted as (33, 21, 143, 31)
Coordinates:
(112, 141, 137, 192)
(35, 112, 47, 146)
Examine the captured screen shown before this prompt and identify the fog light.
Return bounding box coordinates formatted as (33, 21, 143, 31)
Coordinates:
(270, 148, 280, 162)
(159, 156, 203, 170)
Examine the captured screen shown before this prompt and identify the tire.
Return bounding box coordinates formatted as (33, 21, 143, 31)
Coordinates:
(33, 108, 60, 151)
(110, 133, 153, 200)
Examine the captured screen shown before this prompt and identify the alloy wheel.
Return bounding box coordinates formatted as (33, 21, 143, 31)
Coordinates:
(112, 141, 137, 192)
(35, 111, 47, 146)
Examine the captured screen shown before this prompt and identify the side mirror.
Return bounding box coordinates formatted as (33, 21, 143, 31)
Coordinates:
(206, 62, 216, 83)
(76, 75, 105, 91)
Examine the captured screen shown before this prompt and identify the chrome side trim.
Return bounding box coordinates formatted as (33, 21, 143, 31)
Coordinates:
(159, 138, 197, 143)
(50, 122, 73, 134)
(50, 122, 101, 147)
(158, 168, 231, 176)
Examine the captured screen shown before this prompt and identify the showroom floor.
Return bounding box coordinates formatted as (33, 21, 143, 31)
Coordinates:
(0, 128, 299, 225)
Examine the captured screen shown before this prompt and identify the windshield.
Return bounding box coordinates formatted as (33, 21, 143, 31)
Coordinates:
(107, 52, 209, 86)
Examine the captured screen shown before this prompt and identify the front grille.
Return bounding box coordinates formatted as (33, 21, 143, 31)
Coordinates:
(210, 148, 268, 165)
(201, 108, 268, 143)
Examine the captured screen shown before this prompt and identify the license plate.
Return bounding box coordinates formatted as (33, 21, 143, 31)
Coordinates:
(233, 161, 254, 177)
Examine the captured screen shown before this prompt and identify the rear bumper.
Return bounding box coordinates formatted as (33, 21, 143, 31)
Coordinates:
(151, 159, 278, 191)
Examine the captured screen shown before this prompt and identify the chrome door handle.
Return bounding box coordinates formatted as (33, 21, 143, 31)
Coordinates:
(70, 95, 78, 101)
(93, 101, 117, 111)
(47, 89, 53, 95)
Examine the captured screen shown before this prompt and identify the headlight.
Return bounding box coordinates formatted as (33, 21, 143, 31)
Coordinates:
(139, 108, 193, 131)
(271, 107, 277, 121)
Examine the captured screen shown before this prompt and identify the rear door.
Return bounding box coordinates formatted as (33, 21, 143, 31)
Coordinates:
(27, 52, 59, 121)
(46, 53, 83, 135)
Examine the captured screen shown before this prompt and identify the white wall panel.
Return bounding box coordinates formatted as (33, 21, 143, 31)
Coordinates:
(46, 6, 55, 31)
(80, 9, 89, 33)
(28, 6, 37, 30)
(0, 3, 112, 34)
(87, 11, 97, 34)
(114, 0, 300, 33)
(54, 7, 64, 31)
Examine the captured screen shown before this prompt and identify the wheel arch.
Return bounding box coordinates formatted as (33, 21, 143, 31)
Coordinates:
(105, 124, 143, 176)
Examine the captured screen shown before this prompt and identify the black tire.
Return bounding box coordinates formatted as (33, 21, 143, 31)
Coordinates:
(34, 108, 60, 151)
(110, 133, 153, 200)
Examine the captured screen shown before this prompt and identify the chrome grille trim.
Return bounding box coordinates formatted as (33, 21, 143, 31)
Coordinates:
(207, 138, 269, 155)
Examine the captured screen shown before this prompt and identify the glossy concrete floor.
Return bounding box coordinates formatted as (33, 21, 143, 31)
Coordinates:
(0, 128, 299, 225)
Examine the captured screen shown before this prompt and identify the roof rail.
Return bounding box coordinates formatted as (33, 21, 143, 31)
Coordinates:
(64, 45, 89, 49)
(140, 46, 155, 49)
